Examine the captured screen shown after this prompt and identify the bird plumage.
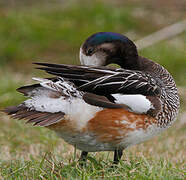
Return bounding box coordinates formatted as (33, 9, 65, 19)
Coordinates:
(3, 32, 180, 164)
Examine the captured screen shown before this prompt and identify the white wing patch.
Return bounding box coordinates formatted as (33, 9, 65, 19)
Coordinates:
(24, 77, 102, 130)
(24, 93, 68, 113)
(112, 94, 154, 114)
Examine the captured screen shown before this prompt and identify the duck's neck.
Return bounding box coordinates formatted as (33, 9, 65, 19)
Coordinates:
(136, 56, 164, 74)
(116, 56, 156, 72)
(115, 56, 140, 70)
(106, 41, 140, 70)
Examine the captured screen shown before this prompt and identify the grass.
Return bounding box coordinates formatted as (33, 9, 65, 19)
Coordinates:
(0, 0, 185, 179)
(0, 1, 141, 67)
(0, 156, 184, 179)
(0, 0, 186, 85)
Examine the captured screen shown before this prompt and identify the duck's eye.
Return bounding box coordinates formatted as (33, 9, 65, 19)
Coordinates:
(87, 47, 94, 55)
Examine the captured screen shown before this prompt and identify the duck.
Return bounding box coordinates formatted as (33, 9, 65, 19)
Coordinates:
(3, 32, 180, 165)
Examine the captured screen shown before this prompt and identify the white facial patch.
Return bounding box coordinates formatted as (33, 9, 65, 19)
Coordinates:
(112, 94, 154, 114)
(79, 47, 106, 66)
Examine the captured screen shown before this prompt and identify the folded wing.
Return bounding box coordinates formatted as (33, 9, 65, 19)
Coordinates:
(35, 62, 161, 96)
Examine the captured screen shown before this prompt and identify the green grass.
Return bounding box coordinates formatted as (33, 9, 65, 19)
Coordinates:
(0, 1, 142, 66)
(0, 1, 186, 85)
(0, 156, 185, 179)
(0, 1, 186, 179)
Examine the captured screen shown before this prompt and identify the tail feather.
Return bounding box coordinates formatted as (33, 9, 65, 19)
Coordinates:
(34, 113, 64, 126)
(2, 106, 27, 115)
(3, 77, 83, 126)
(17, 84, 40, 96)
(3, 105, 65, 127)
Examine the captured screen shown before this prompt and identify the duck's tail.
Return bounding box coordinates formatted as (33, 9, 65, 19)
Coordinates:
(2, 77, 83, 126)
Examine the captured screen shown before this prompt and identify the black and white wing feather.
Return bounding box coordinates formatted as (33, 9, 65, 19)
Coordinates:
(35, 62, 161, 96)
(79, 71, 160, 96)
(34, 62, 123, 86)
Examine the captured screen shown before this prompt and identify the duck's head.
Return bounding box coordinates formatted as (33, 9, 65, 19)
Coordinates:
(80, 32, 139, 70)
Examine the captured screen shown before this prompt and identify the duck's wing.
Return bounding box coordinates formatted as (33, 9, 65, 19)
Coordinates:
(34, 62, 124, 86)
(34, 62, 161, 96)
(3, 77, 133, 128)
(78, 71, 161, 96)
(82, 92, 132, 111)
